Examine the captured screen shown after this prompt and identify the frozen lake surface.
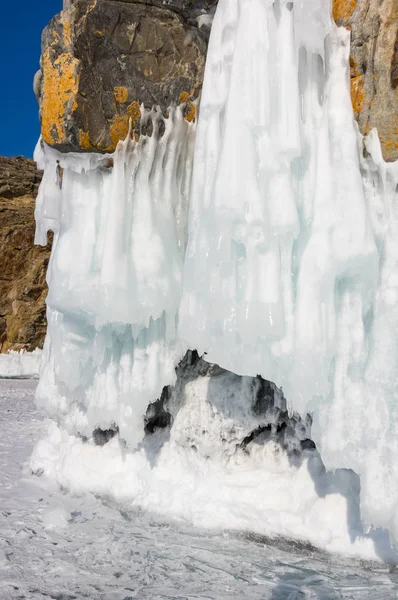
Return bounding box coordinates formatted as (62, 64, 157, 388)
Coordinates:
(1, 378, 398, 600)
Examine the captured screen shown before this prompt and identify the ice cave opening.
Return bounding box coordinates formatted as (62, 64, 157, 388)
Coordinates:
(31, 0, 398, 560)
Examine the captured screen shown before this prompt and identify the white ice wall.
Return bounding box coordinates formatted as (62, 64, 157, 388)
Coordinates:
(178, 0, 398, 542)
(34, 0, 398, 548)
(35, 107, 195, 445)
(179, 0, 376, 409)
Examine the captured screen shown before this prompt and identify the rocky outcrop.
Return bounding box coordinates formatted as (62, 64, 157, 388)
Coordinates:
(333, 0, 398, 162)
(0, 157, 51, 353)
(37, 0, 398, 161)
(37, 0, 215, 153)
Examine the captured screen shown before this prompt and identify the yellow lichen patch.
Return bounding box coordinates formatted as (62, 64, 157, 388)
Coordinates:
(349, 56, 358, 78)
(179, 91, 190, 104)
(106, 102, 142, 150)
(185, 102, 196, 122)
(179, 90, 197, 122)
(349, 57, 365, 116)
(351, 75, 365, 114)
(109, 114, 131, 149)
(79, 129, 91, 150)
(127, 100, 141, 123)
(364, 123, 371, 134)
(114, 86, 129, 103)
(332, 0, 357, 25)
(41, 47, 80, 146)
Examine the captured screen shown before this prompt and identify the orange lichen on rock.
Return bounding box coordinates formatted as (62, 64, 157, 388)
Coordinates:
(351, 75, 365, 113)
(79, 129, 91, 150)
(107, 102, 142, 150)
(114, 86, 129, 103)
(185, 102, 196, 122)
(40, 12, 80, 146)
(349, 57, 365, 115)
(41, 47, 80, 146)
(109, 115, 131, 149)
(179, 90, 197, 122)
(179, 91, 190, 104)
(127, 100, 141, 122)
(332, 0, 357, 25)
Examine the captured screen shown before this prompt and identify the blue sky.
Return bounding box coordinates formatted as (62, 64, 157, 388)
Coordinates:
(0, 0, 63, 158)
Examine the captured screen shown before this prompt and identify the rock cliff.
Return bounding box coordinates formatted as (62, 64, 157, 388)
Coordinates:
(36, 0, 398, 161)
(0, 157, 51, 353)
(333, 0, 398, 162)
(37, 0, 214, 153)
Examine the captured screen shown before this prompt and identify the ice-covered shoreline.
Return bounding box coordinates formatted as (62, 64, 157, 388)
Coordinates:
(30, 0, 398, 557)
(3, 379, 397, 599)
(0, 349, 42, 379)
(30, 352, 398, 562)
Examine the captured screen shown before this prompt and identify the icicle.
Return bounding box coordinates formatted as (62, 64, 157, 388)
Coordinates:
(34, 0, 398, 550)
(35, 106, 195, 447)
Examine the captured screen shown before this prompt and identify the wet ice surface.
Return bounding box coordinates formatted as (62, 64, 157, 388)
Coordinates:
(1, 379, 398, 600)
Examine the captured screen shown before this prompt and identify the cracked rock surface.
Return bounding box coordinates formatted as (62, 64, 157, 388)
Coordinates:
(38, 0, 215, 153)
(334, 0, 398, 162)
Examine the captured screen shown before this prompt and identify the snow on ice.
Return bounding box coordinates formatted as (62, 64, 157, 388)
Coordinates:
(30, 0, 398, 557)
(0, 349, 42, 379)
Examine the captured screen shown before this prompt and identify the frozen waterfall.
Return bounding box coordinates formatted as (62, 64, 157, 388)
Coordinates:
(32, 0, 398, 557)
(34, 106, 195, 445)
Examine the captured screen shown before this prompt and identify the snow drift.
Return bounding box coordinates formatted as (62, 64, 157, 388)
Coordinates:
(32, 0, 398, 557)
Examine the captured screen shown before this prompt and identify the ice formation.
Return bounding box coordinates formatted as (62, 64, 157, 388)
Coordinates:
(34, 106, 195, 445)
(32, 351, 395, 559)
(0, 349, 42, 378)
(180, 0, 398, 543)
(32, 0, 398, 555)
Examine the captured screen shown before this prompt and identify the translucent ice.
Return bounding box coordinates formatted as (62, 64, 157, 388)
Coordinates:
(33, 0, 398, 550)
(178, 0, 398, 543)
(35, 106, 195, 445)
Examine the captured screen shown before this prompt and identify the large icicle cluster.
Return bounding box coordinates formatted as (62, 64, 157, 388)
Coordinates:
(180, 0, 374, 409)
(33, 0, 398, 553)
(179, 0, 398, 541)
(35, 107, 195, 445)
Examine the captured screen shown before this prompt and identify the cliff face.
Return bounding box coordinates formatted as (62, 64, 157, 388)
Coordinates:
(36, 0, 398, 161)
(36, 0, 214, 153)
(333, 0, 398, 162)
(0, 157, 51, 353)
